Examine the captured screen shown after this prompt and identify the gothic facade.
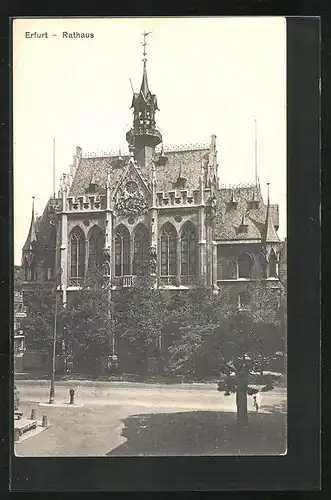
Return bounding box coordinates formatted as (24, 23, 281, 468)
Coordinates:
(21, 51, 285, 366)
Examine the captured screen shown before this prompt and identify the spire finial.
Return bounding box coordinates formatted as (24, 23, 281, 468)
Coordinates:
(32, 196, 35, 217)
(267, 181, 270, 206)
(53, 138, 56, 199)
(141, 30, 152, 63)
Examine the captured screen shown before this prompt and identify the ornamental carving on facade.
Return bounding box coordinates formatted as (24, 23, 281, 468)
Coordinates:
(102, 247, 111, 276)
(149, 245, 157, 274)
(114, 191, 148, 217)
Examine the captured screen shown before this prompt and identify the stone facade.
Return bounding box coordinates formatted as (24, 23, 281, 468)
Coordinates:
(20, 50, 285, 368)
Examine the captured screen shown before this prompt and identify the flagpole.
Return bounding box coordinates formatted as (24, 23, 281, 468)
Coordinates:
(53, 138, 56, 199)
(254, 119, 258, 186)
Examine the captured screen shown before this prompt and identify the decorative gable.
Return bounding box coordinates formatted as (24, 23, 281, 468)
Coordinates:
(113, 157, 150, 218)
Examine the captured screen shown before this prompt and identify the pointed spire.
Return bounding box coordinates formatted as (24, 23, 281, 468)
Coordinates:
(140, 60, 150, 101)
(126, 31, 161, 154)
(264, 182, 279, 243)
(23, 196, 37, 252)
(140, 31, 152, 100)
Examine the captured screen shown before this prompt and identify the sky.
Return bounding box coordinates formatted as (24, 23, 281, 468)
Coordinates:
(13, 17, 287, 265)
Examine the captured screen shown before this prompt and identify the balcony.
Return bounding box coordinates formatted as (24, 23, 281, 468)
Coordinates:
(113, 275, 136, 287)
(68, 277, 84, 287)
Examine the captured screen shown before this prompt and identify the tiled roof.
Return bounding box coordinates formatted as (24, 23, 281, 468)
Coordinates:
(67, 151, 280, 244)
(69, 156, 128, 197)
(69, 149, 209, 196)
(214, 185, 279, 241)
(155, 148, 209, 192)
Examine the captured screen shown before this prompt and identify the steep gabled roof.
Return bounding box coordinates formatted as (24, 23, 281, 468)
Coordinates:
(214, 185, 280, 241)
(155, 148, 209, 192)
(264, 204, 280, 243)
(69, 147, 209, 196)
(69, 156, 127, 197)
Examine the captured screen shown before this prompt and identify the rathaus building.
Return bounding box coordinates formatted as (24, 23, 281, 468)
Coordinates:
(21, 40, 284, 369)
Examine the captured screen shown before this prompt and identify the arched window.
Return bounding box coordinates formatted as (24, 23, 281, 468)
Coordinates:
(217, 254, 237, 279)
(88, 226, 104, 274)
(115, 225, 130, 276)
(237, 253, 253, 279)
(181, 223, 197, 276)
(70, 227, 85, 278)
(133, 224, 149, 275)
(269, 252, 278, 278)
(257, 252, 268, 279)
(160, 223, 177, 276)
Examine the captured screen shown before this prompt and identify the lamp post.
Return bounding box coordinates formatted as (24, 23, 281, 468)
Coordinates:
(49, 267, 62, 404)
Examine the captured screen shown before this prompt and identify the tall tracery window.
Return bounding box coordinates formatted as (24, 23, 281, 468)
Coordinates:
(133, 224, 149, 275)
(237, 253, 253, 279)
(181, 223, 197, 276)
(269, 252, 278, 278)
(88, 226, 104, 274)
(160, 223, 177, 276)
(70, 227, 85, 278)
(115, 225, 130, 276)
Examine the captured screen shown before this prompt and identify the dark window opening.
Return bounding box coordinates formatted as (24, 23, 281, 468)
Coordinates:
(160, 223, 177, 276)
(115, 225, 130, 276)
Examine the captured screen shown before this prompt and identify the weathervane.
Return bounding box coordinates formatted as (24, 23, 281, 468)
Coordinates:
(141, 30, 152, 63)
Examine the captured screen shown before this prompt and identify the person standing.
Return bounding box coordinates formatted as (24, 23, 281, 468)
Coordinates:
(253, 391, 261, 412)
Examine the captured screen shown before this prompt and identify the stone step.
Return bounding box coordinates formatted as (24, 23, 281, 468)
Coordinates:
(14, 418, 37, 435)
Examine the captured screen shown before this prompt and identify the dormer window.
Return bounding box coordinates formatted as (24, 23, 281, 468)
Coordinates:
(86, 174, 98, 194)
(249, 189, 260, 209)
(175, 177, 187, 189)
(227, 189, 238, 210)
(87, 183, 97, 194)
(239, 213, 249, 234)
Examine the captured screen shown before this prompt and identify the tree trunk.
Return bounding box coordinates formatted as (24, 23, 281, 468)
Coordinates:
(236, 375, 248, 426)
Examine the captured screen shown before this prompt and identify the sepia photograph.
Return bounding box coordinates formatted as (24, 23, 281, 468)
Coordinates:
(13, 17, 287, 458)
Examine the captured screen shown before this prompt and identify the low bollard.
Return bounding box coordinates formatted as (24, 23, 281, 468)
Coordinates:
(69, 388, 75, 405)
(14, 428, 20, 442)
(30, 409, 36, 420)
(42, 414, 48, 428)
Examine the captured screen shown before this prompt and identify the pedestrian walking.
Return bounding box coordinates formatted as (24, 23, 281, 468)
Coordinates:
(253, 391, 261, 412)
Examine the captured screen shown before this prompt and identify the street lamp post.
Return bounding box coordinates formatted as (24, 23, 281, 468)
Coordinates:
(49, 267, 62, 404)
